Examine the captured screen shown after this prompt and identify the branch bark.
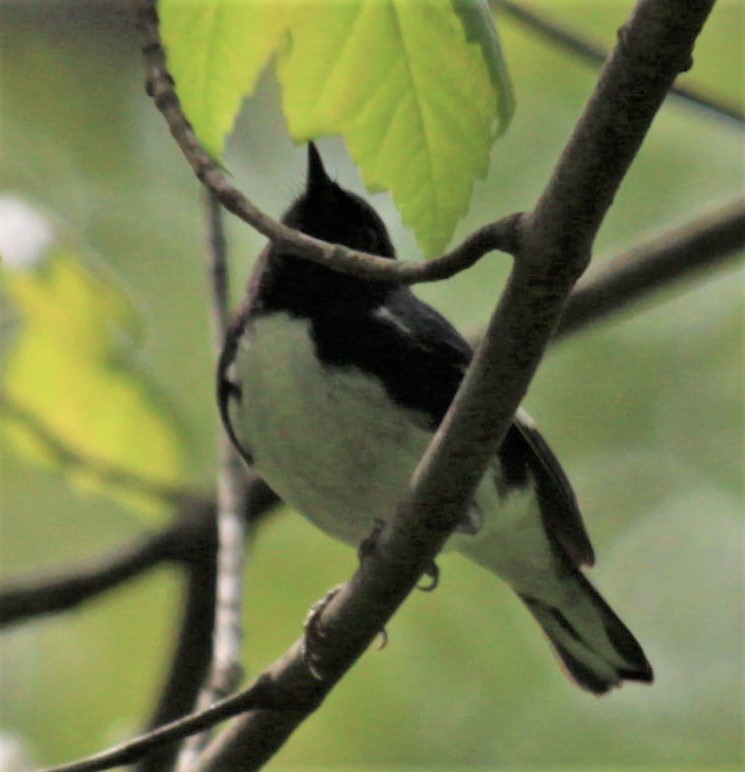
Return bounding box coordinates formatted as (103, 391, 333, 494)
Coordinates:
(0, 478, 278, 629)
(175, 191, 250, 769)
(9, 197, 739, 631)
(0, 496, 209, 628)
(136, 516, 217, 772)
(4, 197, 740, 631)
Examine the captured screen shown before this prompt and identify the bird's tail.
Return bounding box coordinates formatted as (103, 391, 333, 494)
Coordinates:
(520, 571, 654, 694)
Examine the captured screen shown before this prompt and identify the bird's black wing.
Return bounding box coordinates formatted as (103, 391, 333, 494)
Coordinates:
(504, 418, 595, 567)
(217, 307, 254, 466)
(310, 286, 471, 430)
(322, 286, 594, 568)
(216, 247, 276, 467)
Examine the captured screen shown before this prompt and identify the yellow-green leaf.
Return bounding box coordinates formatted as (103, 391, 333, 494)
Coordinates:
(160, 0, 513, 256)
(279, 0, 513, 255)
(0, 200, 185, 518)
(160, 0, 288, 159)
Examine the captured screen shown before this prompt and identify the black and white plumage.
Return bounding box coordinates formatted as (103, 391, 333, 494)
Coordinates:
(218, 144, 653, 694)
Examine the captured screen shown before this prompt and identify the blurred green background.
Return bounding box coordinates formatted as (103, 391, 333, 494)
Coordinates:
(0, 1, 743, 769)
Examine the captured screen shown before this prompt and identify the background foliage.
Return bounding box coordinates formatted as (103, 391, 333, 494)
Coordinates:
(0, 1, 743, 768)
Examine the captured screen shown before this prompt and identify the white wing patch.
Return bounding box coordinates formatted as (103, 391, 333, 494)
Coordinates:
(373, 305, 414, 336)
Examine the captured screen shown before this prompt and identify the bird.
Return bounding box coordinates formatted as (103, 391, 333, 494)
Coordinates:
(218, 142, 654, 694)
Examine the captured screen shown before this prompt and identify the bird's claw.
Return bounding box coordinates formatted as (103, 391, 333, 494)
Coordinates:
(302, 584, 343, 680)
(357, 517, 386, 565)
(417, 561, 440, 592)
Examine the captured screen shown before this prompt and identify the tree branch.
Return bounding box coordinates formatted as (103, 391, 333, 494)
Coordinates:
(175, 191, 249, 770)
(557, 199, 745, 338)
(203, 188, 249, 697)
(8, 196, 742, 766)
(136, 507, 217, 772)
(40, 675, 297, 772)
(3, 197, 739, 631)
(0, 522, 179, 628)
(0, 478, 278, 629)
(495, 0, 745, 127)
(134, 0, 519, 285)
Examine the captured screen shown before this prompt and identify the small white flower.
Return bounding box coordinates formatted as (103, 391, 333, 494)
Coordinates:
(0, 195, 54, 269)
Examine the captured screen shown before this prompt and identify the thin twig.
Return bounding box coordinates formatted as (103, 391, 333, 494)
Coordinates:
(495, 0, 745, 127)
(134, 0, 519, 285)
(40, 671, 303, 772)
(175, 191, 248, 769)
(204, 190, 248, 699)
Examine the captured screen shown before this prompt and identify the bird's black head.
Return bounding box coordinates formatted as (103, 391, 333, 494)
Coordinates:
(282, 143, 396, 259)
(254, 143, 396, 315)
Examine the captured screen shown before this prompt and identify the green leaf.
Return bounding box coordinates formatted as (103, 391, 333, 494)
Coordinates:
(279, 0, 513, 255)
(450, 0, 514, 130)
(0, 206, 186, 518)
(160, 0, 513, 257)
(160, 0, 287, 159)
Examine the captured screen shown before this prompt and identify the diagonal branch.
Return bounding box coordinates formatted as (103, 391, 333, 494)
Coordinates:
(0, 523, 180, 628)
(494, 0, 745, 127)
(4, 194, 739, 631)
(0, 478, 278, 629)
(557, 199, 745, 338)
(3, 199, 739, 631)
(40, 676, 298, 772)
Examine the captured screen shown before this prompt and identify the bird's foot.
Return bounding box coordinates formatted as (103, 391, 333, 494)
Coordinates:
(357, 517, 386, 564)
(302, 584, 343, 680)
(417, 561, 440, 592)
(356, 519, 390, 650)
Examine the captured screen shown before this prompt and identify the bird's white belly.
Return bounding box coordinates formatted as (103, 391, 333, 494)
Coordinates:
(232, 312, 558, 595)
(232, 313, 433, 546)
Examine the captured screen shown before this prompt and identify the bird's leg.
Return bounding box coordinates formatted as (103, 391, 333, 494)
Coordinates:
(360, 516, 441, 592)
(357, 517, 386, 564)
(357, 518, 390, 650)
(302, 584, 344, 680)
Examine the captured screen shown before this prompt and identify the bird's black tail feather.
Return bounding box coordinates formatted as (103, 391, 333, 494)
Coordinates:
(521, 571, 654, 694)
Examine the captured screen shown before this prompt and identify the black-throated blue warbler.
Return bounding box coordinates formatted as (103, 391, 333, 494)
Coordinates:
(218, 143, 653, 694)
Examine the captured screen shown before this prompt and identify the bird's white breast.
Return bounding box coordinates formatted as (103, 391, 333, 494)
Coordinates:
(231, 312, 433, 546)
(231, 312, 557, 595)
